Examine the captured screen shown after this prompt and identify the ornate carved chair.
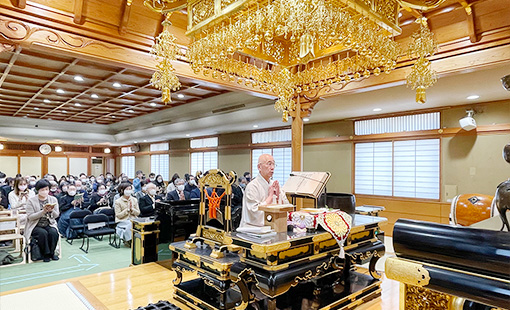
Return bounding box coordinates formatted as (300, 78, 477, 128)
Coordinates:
(184, 169, 237, 258)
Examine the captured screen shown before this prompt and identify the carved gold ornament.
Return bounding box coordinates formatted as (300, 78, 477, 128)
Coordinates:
(406, 17, 438, 104)
(150, 13, 181, 104)
(385, 257, 431, 287)
(146, 0, 403, 121)
(404, 284, 450, 310)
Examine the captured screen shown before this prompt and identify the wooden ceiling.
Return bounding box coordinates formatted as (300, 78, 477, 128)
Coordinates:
(0, 47, 228, 124)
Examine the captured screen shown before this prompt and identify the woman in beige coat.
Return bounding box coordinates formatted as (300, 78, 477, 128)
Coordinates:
(114, 182, 139, 246)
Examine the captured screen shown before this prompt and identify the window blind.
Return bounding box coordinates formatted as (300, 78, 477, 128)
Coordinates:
(121, 146, 134, 154)
(190, 137, 218, 148)
(252, 129, 291, 144)
(355, 112, 440, 135)
(150, 142, 169, 151)
(151, 154, 169, 180)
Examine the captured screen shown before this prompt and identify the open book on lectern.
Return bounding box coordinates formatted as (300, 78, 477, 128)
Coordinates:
(282, 171, 331, 198)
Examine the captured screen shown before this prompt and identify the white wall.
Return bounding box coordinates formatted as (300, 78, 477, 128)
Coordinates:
(0, 156, 18, 177)
(69, 158, 88, 176)
(48, 157, 68, 178)
(20, 157, 41, 177)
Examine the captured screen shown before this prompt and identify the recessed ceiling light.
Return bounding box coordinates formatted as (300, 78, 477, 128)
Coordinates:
(44, 99, 51, 103)
(303, 118, 310, 122)
(133, 141, 137, 143)
(143, 140, 147, 142)
(128, 109, 134, 113)
(77, 143, 80, 145)
(111, 115, 116, 118)
(75, 103, 81, 107)
(48, 118, 52, 120)
(113, 82, 122, 88)
(253, 125, 259, 128)
(34, 107, 39, 110)
(23, 115, 27, 118)
(91, 94, 99, 99)
(177, 94, 185, 99)
(74, 75, 84, 82)
(150, 102, 157, 107)
(62, 110, 67, 113)
(186, 134, 190, 137)
(56, 89, 65, 94)
(26, 114, 29, 116)
(373, 108, 382, 112)
(466, 95, 479, 100)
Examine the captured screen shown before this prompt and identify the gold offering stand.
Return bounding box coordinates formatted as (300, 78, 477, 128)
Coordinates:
(169, 169, 387, 310)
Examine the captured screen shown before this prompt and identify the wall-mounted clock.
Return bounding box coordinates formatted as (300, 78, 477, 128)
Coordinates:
(39, 144, 52, 155)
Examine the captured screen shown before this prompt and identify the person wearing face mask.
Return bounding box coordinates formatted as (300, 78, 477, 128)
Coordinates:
(25, 179, 60, 262)
(114, 182, 140, 246)
(138, 183, 162, 217)
(153, 175, 166, 195)
(185, 175, 198, 193)
(57, 182, 69, 200)
(89, 184, 111, 212)
(74, 180, 90, 208)
(166, 179, 190, 201)
(135, 180, 150, 201)
(238, 177, 248, 193)
(8, 177, 35, 224)
(48, 181, 60, 197)
(0, 177, 15, 209)
(57, 184, 83, 238)
(148, 173, 156, 183)
(28, 176, 37, 190)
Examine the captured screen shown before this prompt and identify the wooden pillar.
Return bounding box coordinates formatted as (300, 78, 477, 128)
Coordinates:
(291, 96, 303, 172)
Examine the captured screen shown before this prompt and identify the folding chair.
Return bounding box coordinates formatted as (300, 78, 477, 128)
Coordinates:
(67, 209, 92, 245)
(80, 214, 118, 253)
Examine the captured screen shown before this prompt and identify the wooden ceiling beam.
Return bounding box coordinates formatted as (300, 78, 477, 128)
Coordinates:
(74, 0, 86, 25)
(119, 0, 132, 36)
(0, 46, 21, 89)
(13, 59, 79, 116)
(67, 81, 150, 121)
(42, 68, 129, 119)
(87, 96, 159, 123)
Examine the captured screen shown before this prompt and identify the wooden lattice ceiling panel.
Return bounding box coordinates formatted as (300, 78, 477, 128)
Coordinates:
(0, 48, 229, 125)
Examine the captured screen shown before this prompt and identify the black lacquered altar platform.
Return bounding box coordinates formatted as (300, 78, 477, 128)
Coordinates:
(169, 215, 387, 310)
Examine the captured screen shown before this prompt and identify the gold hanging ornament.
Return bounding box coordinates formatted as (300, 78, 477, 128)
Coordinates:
(150, 13, 181, 104)
(406, 17, 437, 104)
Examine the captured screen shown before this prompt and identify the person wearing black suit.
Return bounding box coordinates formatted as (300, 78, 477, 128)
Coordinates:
(165, 179, 190, 201)
(139, 183, 162, 217)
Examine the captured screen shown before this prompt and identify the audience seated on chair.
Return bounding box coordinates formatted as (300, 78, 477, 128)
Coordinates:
(114, 182, 139, 246)
(88, 184, 111, 212)
(57, 185, 84, 238)
(166, 178, 190, 201)
(25, 179, 60, 262)
(138, 183, 162, 217)
(8, 176, 35, 226)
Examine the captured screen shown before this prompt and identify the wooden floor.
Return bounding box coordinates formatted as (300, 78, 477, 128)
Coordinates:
(0, 262, 400, 310)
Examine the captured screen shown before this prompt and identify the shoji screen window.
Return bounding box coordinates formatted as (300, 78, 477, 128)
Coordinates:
(251, 129, 292, 185)
(150, 143, 169, 181)
(190, 137, 218, 174)
(121, 156, 135, 179)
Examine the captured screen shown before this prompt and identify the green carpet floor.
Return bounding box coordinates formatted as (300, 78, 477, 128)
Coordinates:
(0, 238, 173, 293)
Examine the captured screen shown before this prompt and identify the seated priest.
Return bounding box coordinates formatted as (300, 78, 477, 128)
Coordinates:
(239, 154, 289, 228)
(138, 183, 162, 217)
(166, 178, 190, 201)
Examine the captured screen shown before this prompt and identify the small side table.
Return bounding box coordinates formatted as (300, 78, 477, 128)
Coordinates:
(131, 218, 160, 265)
(356, 205, 385, 217)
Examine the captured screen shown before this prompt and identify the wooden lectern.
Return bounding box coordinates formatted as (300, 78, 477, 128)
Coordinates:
(258, 204, 294, 232)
